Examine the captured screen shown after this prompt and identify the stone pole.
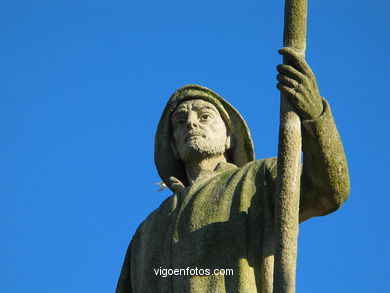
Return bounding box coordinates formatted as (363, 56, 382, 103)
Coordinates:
(273, 0, 307, 293)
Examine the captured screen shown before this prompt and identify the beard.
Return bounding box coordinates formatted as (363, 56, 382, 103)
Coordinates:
(176, 136, 226, 163)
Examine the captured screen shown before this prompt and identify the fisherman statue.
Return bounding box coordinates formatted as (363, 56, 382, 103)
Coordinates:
(116, 46, 350, 292)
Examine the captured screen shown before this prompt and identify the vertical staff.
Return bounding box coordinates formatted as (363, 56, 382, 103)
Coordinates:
(273, 0, 307, 293)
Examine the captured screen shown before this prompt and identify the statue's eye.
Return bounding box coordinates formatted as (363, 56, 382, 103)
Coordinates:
(200, 114, 212, 121)
(177, 119, 186, 125)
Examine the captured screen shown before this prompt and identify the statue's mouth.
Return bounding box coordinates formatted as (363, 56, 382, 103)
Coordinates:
(185, 133, 206, 142)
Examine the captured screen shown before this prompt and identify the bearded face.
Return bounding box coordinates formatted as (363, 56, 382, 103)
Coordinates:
(171, 99, 231, 163)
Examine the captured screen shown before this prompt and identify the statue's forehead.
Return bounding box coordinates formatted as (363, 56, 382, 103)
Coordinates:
(173, 99, 219, 114)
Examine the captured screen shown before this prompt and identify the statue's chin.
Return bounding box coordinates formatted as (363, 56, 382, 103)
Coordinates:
(177, 140, 226, 163)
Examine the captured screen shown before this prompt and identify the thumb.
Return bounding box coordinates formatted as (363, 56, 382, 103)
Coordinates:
(169, 176, 186, 195)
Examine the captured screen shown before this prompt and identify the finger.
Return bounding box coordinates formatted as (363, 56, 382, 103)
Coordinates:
(169, 176, 184, 186)
(277, 73, 312, 101)
(277, 74, 299, 89)
(279, 47, 313, 75)
(277, 82, 306, 100)
(169, 176, 179, 182)
(276, 83, 296, 98)
(277, 83, 306, 112)
(277, 64, 309, 86)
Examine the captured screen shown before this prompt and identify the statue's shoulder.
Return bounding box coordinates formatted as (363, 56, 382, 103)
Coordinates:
(221, 157, 277, 190)
(242, 157, 277, 174)
(237, 157, 278, 188)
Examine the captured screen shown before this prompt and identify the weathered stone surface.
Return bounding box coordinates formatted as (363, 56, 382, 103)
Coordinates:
(116, 76, 350, 292)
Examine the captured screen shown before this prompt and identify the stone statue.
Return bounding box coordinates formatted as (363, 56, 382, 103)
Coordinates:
(116, 48, 350, 293)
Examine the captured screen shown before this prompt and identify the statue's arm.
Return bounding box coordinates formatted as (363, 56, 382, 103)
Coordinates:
(299, 98, 350, 222)
(276, 47, 350, 222)
(116, 240, 133, 293)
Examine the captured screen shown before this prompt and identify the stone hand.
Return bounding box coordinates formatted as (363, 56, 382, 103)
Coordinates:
(169, 176, 187, 197)
(276, 47, 323, 120)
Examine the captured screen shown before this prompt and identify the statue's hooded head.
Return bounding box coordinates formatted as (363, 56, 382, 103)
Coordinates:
(155, 84, 255, 190)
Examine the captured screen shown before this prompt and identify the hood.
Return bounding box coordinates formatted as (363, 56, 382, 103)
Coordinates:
(154, 84, 255, 191)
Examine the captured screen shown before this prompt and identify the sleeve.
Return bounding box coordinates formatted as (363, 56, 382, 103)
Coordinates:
(299, 98, 350, 222)
(116, 240, 133, 293)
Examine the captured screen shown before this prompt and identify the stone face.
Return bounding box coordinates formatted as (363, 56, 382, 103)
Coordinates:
(170, 99, 230, 167)
(116, 60, 350, 292)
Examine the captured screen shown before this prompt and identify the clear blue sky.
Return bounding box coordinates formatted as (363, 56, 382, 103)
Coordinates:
(1, 1, 389, 292)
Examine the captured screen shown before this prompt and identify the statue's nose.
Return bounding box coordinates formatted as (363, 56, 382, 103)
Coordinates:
(185, 115, 199, 129)
(186, 121, 197, 130)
